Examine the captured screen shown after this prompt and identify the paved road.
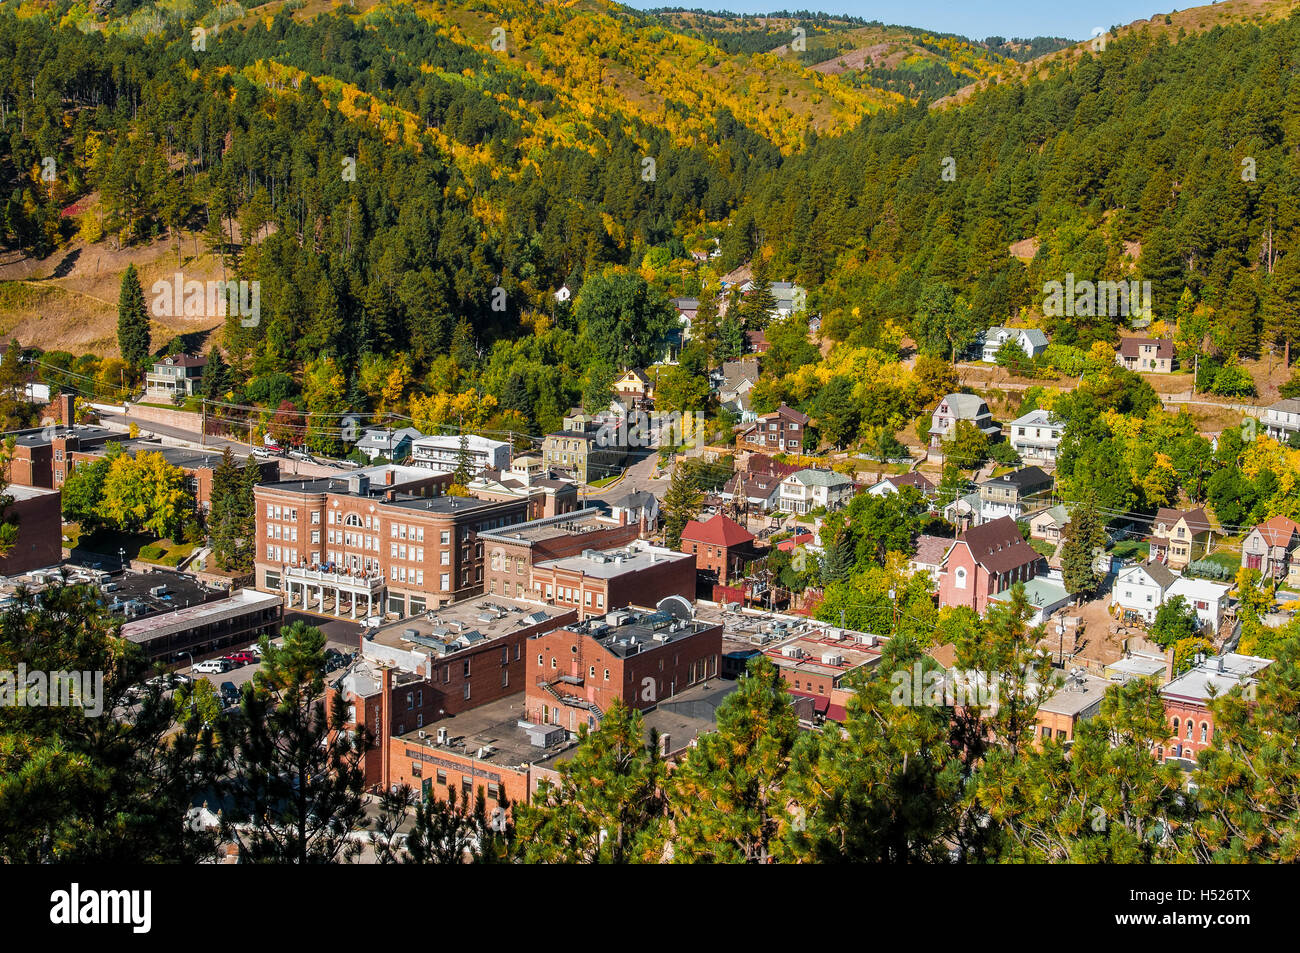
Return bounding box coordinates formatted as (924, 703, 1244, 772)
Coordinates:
(99, 411, 253, 454)
(584, 451, 669, 505)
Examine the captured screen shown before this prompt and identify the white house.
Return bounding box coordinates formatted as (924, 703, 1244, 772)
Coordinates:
(1008, 408, 1064, 464)
(928, 393, 1000, 448)
(1111, 561, 1177, 624)
(410, 433, 511, 476)
(778, 469, 857, 515)
(1263, 399, 1300, 443)
(355, 426, 423, 462)
(1165, 576, 1230, 634)
(981, 327, 1049, 363)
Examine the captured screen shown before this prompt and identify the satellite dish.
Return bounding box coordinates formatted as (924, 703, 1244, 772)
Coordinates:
(656, 595, 693, 622)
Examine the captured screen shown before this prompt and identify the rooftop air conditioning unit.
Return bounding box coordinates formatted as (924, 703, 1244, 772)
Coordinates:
(781, 645, 804, 659)
(436, 727, 448, 745)
(821, 652, 844, 666)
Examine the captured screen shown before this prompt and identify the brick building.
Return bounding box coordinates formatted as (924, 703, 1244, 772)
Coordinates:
(765, 630, 881, 716)
(937, 516, 1043, 614)
(525, 605, 724, 732)
(530, 541, 695, 619)
(738, 404, 810, 453)
(0, 486, 62, 575)
(9, 422, 275, 511)
(478, 508, 642, 601)
(331, 598, 577, 789)
(1160, 652, 1271, 766)
(680, 513, 756, 585)
(253, 465, 529, 618)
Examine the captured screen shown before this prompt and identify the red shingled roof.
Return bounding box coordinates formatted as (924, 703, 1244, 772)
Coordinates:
(1254, 515, 1300, 547)
(681, 513, 755, 548)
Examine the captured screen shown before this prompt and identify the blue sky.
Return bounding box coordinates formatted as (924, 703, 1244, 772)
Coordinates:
(623, 2, 1178, 42)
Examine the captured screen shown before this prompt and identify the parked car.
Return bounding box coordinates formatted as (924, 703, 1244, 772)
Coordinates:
(223, 652, 257, 667)
(219, 681, 241, 708)
(193, 659, 232, 674)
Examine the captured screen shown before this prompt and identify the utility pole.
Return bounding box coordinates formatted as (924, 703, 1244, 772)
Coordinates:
(200, 398, 206, 446)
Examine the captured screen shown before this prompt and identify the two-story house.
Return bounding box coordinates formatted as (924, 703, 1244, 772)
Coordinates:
(144, 353, 206, 402)
(928, 394, 1001, 449)
(1264, 398, 1300, 443)
(1008, 409, 1064, 464)
(777, 468, 857, 515)
(1147, 507, 1214, 570)
(981, 327, 1049, 362)
(1165, 576, 1231, 634)
(1111, 560, 1177, 625)
(679, 514, 756, 585)
(356, 427, 423, 462)
(717, 358, 761, 422)
(1116, 337, 1174, 373)
(739, 404, 810, 454)
(978, 466, 1053, 524)
(1241, 515, 1300, 580)
(613, 369, 654, 410)
(937, 516, 1043, 614)
(720, 454, 800, 513)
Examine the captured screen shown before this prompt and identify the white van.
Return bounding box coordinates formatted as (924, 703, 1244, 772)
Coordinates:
(193, 659, 232, 674)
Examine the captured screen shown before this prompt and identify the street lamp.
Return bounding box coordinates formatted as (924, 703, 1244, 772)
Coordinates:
(118, 547, 126, 570)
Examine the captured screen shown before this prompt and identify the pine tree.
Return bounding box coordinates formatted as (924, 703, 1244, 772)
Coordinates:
(669, 658, 800, 862)
(1060, 498, 1105, 598)
(452, 434, 474, 485)
(222, 621, 368, 863)
(513, 700, 666, 863)
(116, 263, 151, 370)
(662, 463, 703, 550)
(202, 346, 229, 402)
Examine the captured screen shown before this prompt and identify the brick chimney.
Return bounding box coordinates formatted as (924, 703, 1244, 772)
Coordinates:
(59, 392, 75, 427)
(1164, 646, 1176, 683)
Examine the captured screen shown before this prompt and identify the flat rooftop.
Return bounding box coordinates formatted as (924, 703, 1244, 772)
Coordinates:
(558, 605, 720, 660)
(367, 597, 571, 656)
(766, 632, 882, 679)
(1036, 671, 1111, 717)
(5, 485, 58, 501)
(694, 600, 882, 651)
(1162, 654, 1273, 703)
(392, 678, 738, 770)
(1106, 654, 1167, 682)
(258, 464, 444, 497)
(537, 541, 689, 579)
(477, 508, 619, 546)
(11, 425, 118, 448)
(121, 588, 282, 642)
(394, 692, 578, 770)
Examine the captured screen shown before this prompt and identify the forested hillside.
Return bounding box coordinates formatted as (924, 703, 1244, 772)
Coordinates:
(3, 0, 1300, 446)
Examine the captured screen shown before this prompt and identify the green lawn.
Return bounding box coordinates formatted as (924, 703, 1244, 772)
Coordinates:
(1110, 540, 1149, 561)
(1030, 539, 1057, 559)
(136, 539, 197, 568)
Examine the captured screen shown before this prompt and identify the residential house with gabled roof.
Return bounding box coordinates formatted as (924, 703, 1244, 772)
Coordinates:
(613, 368, 653, 410)
(1029, 503, 1070, 542)
(1263, 398, 1300, 442)
(929, 393, 1000, 449)
(144, 353, 206, 402)
(679, 514, 757, 585)
(356, 426, 423, 462)
(937, 516, 1044, 614)
(1116, 337, 1174, 373)
(1147, 507, 1214, 570)
(910, 534, 952, 587)
(981, 327, 1049, 362)
(1165, 576, 1231, 635)
(717, 357, 761, 422)
(1111, 560, 1178, 625)
(720, 454, 800, 513)
(778, 468, 857, 515)
(739, 403, 810, 454)
(978, 466, 1053, 524)
(867, 471, 936, 498)
(1241, 515, 1300, 580)
(1008, 408, 1065, 464)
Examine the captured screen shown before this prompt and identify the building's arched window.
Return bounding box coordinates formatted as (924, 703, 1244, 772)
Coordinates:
(343, 513, 363, 527)
(1200, 722, 1209, 743)
(1172, 718, 1180, 736)
(1186, 720, 1194, 740)
(954, 567, 968, 590)
(537, 654, 543, 667)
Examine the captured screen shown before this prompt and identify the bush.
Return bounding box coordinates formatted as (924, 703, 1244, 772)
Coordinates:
(138, 544, 165, 561)
(1043, 343, 1088, 376)
(1209, 364, 1257, 398)
(988, 440, 1022, 467)
(1186, 558, 1233, 581)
